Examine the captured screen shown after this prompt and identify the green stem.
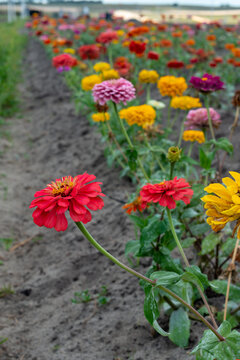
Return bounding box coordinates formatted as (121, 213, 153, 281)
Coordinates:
(205, 96, 215, 140)
(169, 162, 175, 180)
(146, 84, 151, 103)
(108, 44, 113, 67)
(75, 222, 224, 342)
(187, 142, 194, 157)
(113, 102, 150, 181)
(144, 136, 165, 172)
(177, 117, 185, 147)
(167, 99, 172, 127)
(167, 209, 218, 329)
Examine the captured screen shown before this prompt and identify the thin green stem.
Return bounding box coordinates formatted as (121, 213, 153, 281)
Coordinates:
(167, 100, 172, 127)
(205, 96, 215, 140)
(169, 162, 175, 180)
(113, 102, 150, 181)
(146, 84, 151, 103)
(144, 136, 165, 172)
(167, 208, 218, 329)
(177, 117, 185, 147)
(75, 222, 224, 342)
(187, 142, 194, 157)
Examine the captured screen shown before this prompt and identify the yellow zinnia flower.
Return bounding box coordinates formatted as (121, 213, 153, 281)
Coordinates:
(182, 130, 205, 144)
(170, 96, 202, 110)
(201, 172, 240, 237)
(93, 62, 111, 73)
(81, 75, 102, 91)
(64, 48, 75, 55)
(157, 76, 187, 97)
(139, 70, 159, 84)
(101, 69, 119, 81)
(92, 112, 110, 122)
(119, 104, 156, 129)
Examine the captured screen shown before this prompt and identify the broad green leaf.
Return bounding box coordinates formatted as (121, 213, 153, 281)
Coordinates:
(125, 240, 140, 257)
(129, 214, 148, 229)
(153, 249, 183, 274)
(200, 233, 221, 255)
(191, 223, 211, 236)
(186, 265, 209, 288)
(199, 148, 215, 170)
(182, 237, 196, 248)
(169, 308, 190, 347)
(181, 272, 204, 292)
(210, 280, 240, 301)
(138, 219, 167, 256)
(150, 271, 181, 286)
(144, 288, 169, 336)
(221, 237, 236, 256)
(208, 137, 233, 155)
(182, 208, 199, 219)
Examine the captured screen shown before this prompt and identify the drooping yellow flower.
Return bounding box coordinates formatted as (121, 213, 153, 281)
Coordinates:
(64, 48, 76, 54)
(170, 96, 202, 110)
(101, 69, 119, 81)
(182, 130, 205, 144)
(81, 75, 102, 91)
(92, 112, 110, 122)
(93, 62, 111, 73)
(138, 70, 159, 84)
(119, 104, 156, 129)
(157, 76, 187, 97)
(201, 172, 240, 237)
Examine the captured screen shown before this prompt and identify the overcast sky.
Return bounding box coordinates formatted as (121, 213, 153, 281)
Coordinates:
(103, 0, 240, 6)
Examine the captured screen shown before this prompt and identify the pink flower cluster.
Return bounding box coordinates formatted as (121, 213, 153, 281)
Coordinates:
(92, 78, 136, 105)
(184, 108, 221, 130)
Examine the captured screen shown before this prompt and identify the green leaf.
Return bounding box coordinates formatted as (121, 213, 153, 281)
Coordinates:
(210, 280, 240, 301)
(208, 137, 233, 155)
(182, 237, 196, 248)
(129, 214, 148, 229)
(182, 208, 199, 219)
(169, 308, 190, 347)
(199, 148, 215, 170)
(153, 249, 183, 274)
(200, 233, 221, 255)
(186, 265, 210, 288)
(181, 272, 204, 292)
(138, 219, 167, 256)
(150, 271, 181, 286)
(125, 240, 140, 258)
(126, 148, 138, 171)
(144, 288, 169, 336)
(191, 223, 211, 236)
(221, 237, 236, 256)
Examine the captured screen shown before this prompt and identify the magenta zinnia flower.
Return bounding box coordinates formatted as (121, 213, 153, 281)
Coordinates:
(189, 73, 224, 93)
(92, 78, 136, 105)
(185, 108, 221, 130)
(30, 173, 105, 232)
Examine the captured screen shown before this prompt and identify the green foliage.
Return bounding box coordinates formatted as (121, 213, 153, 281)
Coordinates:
(71, 286, 110, 306)
(169, 308, 190, 347)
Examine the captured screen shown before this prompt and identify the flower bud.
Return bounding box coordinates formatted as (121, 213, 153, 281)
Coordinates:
(167, 146, 182, 163)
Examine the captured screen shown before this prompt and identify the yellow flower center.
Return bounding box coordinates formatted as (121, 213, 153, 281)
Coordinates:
(201, 77, 208, 81)
(50, 177, 75, 196)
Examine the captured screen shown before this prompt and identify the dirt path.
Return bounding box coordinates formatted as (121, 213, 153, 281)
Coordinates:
(0, 38, 199, 360)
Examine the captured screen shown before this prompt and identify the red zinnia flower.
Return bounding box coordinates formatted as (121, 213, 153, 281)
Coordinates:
(167, 59, 185, 69)
(52, 53, 77, 70)
(147, 51, 159, 60)
(96, 30, 118, 44)
(78, 45, 100, 60)
(29, 173, 105, 232)
(113, 56, 132, 77)
(140, 177, 193, 210)
(129, 40, 146, 57)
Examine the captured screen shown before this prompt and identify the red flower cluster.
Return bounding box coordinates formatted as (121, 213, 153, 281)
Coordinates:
(96, 30, 118, 44)
(167, 59, 184, 69)
(127, 26, 149, 37)
(78, 44, 100, 60)
(140, 177, 193, 210)
(30, 173, 105, 231)
(129, 40, 146, 57)
(147, 51, 159, 60)
(113, 57, 132, 77)
(52, 53, 77, 70)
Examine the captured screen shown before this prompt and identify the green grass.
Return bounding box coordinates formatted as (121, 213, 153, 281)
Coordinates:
(0, 20, 27, 117)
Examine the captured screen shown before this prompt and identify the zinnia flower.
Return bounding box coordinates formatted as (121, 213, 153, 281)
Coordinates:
(185, 108, 221, 129)
(147, 51, 159, 60)
(129, 40, 146, 57)
(29, 173, 105, 232)
(122, 196, 147, 214)
(182, 130, 205, 144)
(101, 69, 120, 81)
(140, 178, 193, 210)
(170, 96, 202, 110)
(92, 112, 110, 122)
(93, 62, 111, 73)
(147, 100, 166, 109)
(157, 76, 187, 97)
(119, 104, 156, 129)
(201, 172, 240, 236)
(167, 59, 185, 69)
(81, 75, 102, 91)
(92, 78, 136, 106)
(189, 73, 224, 93)
(138, 70, 159, 84)
(52, 53, 77, 72)
(113, 57, 132, 77)
(78, 45, 100, 60)
(96, 30, 118, 44)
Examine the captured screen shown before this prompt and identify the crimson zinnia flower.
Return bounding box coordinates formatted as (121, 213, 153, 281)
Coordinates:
(29, 173, 105, 232)
(140, 177, 193, 210)
(78, 45, 100, 60)
(129, 40, 146, 57)
(147, 51, 159, 60)
(167, 59, 185, 69)
(52, 54, 77, 72)
(189, 73, 224, 93)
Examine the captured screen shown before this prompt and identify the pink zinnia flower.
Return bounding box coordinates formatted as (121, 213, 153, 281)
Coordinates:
(185, 108, 221, 130)
(29, 173, 105, 232)
(140, 177, 193, 210)
(92, 78, 136, 105)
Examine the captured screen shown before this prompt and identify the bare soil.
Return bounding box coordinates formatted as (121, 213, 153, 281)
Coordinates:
(0, 37, 238, 360)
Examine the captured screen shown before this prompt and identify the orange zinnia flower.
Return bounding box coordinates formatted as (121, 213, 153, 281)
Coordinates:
(122, 196, 147, 214)
(206, 35, 216, 41)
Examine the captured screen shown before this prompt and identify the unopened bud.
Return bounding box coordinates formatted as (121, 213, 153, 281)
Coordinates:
(167, 146, 182, 163)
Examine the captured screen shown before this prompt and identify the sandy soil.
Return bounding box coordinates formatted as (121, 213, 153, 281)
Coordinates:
(1, 37, 240, 360)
